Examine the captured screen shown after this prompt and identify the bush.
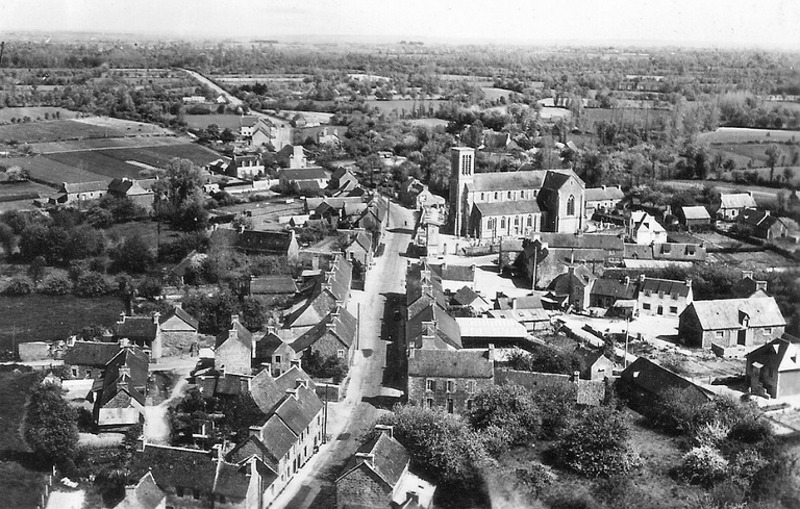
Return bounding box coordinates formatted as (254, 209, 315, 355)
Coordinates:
(39, 274, 72, 295)
(74, 272, 111, 297)
(110, 235, 156, 274)
(467, 384, 540, 451)
(4, 275, 33, 295)
(137, 277, 163, 300)
(557, 406, 640, 478)
(681, 446, 729, 485)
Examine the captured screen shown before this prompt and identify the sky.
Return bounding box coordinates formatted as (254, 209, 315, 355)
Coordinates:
(1, 0, 799, 49)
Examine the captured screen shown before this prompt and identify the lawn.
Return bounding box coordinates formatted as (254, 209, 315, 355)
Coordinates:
(0, 295, 125, 350)
(0, 369, 48, 509)
(0, 107, 76, 124)
(0, 120, 126, 145)
(698, 127, 800, 144)
(44, 151, 143, 180)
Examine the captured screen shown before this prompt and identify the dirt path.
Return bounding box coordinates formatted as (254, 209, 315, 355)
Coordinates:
(144, 377, 189, 444)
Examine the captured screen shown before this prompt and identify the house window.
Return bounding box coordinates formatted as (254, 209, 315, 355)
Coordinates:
(642, 303, 651, 310)
(447, 380, 455, 392)
(71, 367, 78, 377)
(466, 381, 475, 394)
(764, 328, 772, 335)
(426, 380, 436, 391)
(427, 398, 434, 408)
(527, 215, 533, 227)
(533, 190, 538, 197)
(514, 216, 520, 226)
(176, 487, 185, 498)
(508, 191, 512, 199)
(494, 192, 499, 200)
(500, 217, 506, 228)
(715, 331, 724, 338)
(481, 193, 485, 201)
(85, 370, 91, 378)
(337, 350, 345, 358)
(567, 195, 576, 216)
(670, 306, 678, 314)
(466, 399, 473, 410)
(274, 355, 282, 364)
(447, 399, 454, 413)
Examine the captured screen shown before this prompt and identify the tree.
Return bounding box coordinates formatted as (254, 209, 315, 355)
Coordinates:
(240, 297, 266, 332)
(74, 271, 111, 297)
(172, 199, 210, 232)
(40, 274, 72, 295)
(379, 405, 493, 490)
(0, 222, 17, 257)
(557, 406, 639, 478)
(110, 235, 155, 274)
(766, 143, 782, 183)
(467, 385, 540, 452)
(23, 382, 79, 465)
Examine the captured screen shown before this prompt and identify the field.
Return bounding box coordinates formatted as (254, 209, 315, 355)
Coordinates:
(44, 151, 145, 180)
(1, 156, 106, 184)
(579, 107, 674, 131)
(0, 120, 124, 145)
(0, 181, 55, 200)
(707, 250, 797, 270)
(31, 135, 184, 154)
(0, 107, 76, 124)
(0, 295, 125, 350)
(364, 99, 450, 116)
(184, 113, 254, 130)
(72, 116, 175, 135)
(0, 369, 47, 509)
(481, 87, 512, 102)
(698, 127, 800, 144)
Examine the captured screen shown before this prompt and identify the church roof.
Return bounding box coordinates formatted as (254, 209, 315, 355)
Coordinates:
(474, 201, 541, 217)
(471, 170, 548, 192)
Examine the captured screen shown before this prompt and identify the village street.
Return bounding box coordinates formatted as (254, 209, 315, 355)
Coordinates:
(270, 200, 415, 509)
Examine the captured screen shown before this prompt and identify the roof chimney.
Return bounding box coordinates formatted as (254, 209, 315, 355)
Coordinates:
(152, 311, 160, 325)
(355, 453, 375, 466)
(231, 314, 240, 324)
(119, 312, 127, 323)
(374, 424, 394, 438)
(756, 281, 768, 292)
(295, 378, 307, 389)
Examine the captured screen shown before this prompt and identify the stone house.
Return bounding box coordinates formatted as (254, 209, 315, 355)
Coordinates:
(226, 154, 265, 179)
(336, 426, 436, 509)
(291, 306, 358, 365)
(115, 313, 162, 359)
(574, 347, 614, 381)
(627, 211, 667, 245)
(732, 271, 769, 298)
(637, 277, 693, 318)
(91, 346, 148, 428)
(407, 348, 494, 414)
(344, 230, 373, 269)
(52, 180, 108, 205)
(548, 264, 597, 311)
(215, 315, 255, 376)
(620, 357, 713, 411)
(584, 185, 624, 220)
(158, 306, 200, 357)
(63, 341, 123, 380)
(677, 205, 712, 229)
(678, 296, 786, 350)
(255, 330, 297, 378)
(746, 335, 800, 399)
(737, 209, 799, 240)
(107, 177, 155, 211)
(718, 192, 757, 220)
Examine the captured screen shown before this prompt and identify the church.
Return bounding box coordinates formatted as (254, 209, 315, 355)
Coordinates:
(448, 147, 585, 240)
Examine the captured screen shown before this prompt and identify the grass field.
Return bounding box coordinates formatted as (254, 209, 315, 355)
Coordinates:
(44, 151, 144, 180)
(31, 135, 185, 154)
(0, 295, 125, 350)
(184, 113, 253, 130)
(0, 120, 128, 145)
(481, 87, 512, 102)
(580, 107, 674, 131)
(364, 99, 450, 116)
(0, 107, 76, 124)
(1, 156, 107, 185)
(0, 369, 47, 509)
(0, 181, 54, 198)
(698, 127, 800, 144)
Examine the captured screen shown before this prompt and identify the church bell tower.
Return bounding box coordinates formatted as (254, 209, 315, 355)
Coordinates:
(449, 147, 475, 237)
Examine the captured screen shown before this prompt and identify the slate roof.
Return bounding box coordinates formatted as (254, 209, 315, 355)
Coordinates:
(429, 263, 475, 282)
(117, 472, 165, 509)
(719, 193, 757, 210)
(687, 297, 786, 330)
(215, 318, 254, 349)
(291, 306, 357, 353)
(621, 357, 713, 403)
(453, 286, 481, 306)
(338, 432, 410, 488)
(250, 275, 298, 295)
(747, 335, 800, 374)
(130, 445, 251, 501)
(541, 170, 580, 190)
(160, 306, 200, 330)
(623, 243, 651, 260)
(681, 205, 711, 220)
(591, 278, 638, 300)
(273, 385, 323, 436)
(640, 278, 691, 298)
(280, 168, 329, 181)
(249, 365, 316, 415)
(97, 346, 149, 408)
(407, 304, 462, 350)
(64, 341, 121, 367)
(550, 265, 596, 295)
(408, 349, 494, 378)
(259, 415, 298, 460)
(585, 186, 625, 202)
(255, 332, 285, 360)
(471, 170, 547, 192)
(529, 233, 624, 252)
(474, 200, 541, 216)
(226, 434, 279, 471)
(62, 181, 108, 194)
(116, 316, 157, 341)
(237, 230, 295, 255)
(283, 285, 337, 329)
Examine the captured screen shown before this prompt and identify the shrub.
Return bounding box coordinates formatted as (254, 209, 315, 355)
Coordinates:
(681, 446, 729, 485)
(74, 272, 111, 297)
(694, 420, 731, 449)
(467, 384, 540, 451)
(727, 418, 774, 445)
(39, 274, 72, 295)
(557, 406, 640, 478)
(4, 275, 33, 295)
(137, 277, 163, 301)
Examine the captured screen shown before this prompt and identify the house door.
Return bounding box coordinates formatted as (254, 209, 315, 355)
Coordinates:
(738, 329, 747, 345)
(657, 305, 663, 316)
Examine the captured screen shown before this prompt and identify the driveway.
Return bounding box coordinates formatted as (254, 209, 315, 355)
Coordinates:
(270, 200, 415, 508)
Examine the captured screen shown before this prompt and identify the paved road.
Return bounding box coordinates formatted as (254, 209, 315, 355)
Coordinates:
(270, 200, 415, 509)
(181, 68, 244, 108)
